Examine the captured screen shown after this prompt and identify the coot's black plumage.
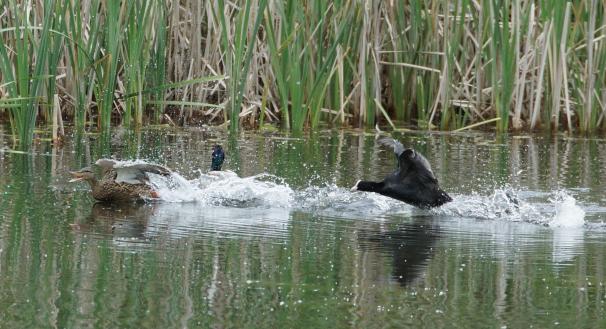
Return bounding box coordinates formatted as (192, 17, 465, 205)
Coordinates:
(351, 138, 452, 209)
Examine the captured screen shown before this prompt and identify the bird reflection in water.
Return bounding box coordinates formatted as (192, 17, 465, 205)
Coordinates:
(359, 217, 441, 287)
(70, 202, 155, 241)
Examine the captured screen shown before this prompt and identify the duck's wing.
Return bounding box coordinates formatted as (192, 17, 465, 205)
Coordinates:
(128, 164, 171, 176)
(95, 158, 117, 175)
(114, 164, 171, 184)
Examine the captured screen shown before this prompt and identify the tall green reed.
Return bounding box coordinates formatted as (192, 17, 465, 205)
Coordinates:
(580, 0, 599, 132)
(217, 0, 268, 132)
(64, 0, 102, 132)
(96, 0, 122, 133)
(265, 0, 352, 131)
(489, 0, 517, 132)
(0, 0, 63, 148)
(3, 0, 606, 149)
(149, 3, 167, 124)
(384, 1, 449, 129)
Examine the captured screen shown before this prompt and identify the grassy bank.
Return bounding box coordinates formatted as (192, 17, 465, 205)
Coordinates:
(0, 0, 605, 148)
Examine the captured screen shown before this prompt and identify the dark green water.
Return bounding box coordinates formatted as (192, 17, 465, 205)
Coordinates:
(1, 127, 606, 328)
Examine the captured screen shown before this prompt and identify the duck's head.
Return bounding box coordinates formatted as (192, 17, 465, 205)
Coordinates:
(69, 167, 96, 183)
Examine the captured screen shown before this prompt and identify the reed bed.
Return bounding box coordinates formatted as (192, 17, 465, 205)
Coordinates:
(0, 0, 605, 148)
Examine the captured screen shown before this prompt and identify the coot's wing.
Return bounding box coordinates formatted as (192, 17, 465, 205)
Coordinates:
(379, 138, 439, 186)
(377, 140, 450, 208)
(378, 138, 405, 157)
(396, 149, 439, 186)
(379, 137, 433, 171)
(409, 150, 434, 175)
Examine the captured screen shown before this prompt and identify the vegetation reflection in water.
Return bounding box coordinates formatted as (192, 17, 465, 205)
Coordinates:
(0, 127, 605, 328)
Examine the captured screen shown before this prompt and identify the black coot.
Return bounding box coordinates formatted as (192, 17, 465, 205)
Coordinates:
(351, 138, 452, 209)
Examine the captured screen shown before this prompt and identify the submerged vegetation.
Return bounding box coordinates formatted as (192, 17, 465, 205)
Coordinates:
(0, 0, 606, 147)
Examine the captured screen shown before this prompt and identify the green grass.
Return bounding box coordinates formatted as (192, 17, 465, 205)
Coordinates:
(1, 0, 606, 149)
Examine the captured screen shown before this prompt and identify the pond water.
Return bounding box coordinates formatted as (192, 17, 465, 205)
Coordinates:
(1, 127, 606, 328)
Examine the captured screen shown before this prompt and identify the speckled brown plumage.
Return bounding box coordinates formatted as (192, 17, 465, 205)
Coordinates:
(70, 162, 169, 202)
(92, 170, 158, 202)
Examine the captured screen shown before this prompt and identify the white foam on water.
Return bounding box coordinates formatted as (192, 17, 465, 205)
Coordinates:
(148, 171, 204, 202)
(548, 191, 586, 228)
(148, 170, 294, 208)
(193, 172, 294, 208)
(435, 189, 587, 228)
(124, 160, 591, 229)
(435, 188, 544, 223)
(548, 191, 586, 263)
(294, 184, 412, 218)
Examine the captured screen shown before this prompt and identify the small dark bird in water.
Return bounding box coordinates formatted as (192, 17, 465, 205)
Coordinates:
(351, 138, 452, 209)
(211, 145, 225, 171)
(70, 159, 171, 202)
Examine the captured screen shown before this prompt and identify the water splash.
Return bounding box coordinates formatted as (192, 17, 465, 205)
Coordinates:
(193, 172, 294, 208)
(134, 158, 589, 228)
(549, 191, 586, 228)
(148, 170, 411, 217)
(436, 188, 542, 223)
(148, 170, 294, 208)
(436, 188, 586, 227)
(147, 171, 203, 202)
(294, 183, 410, 218)
(548, 192, 586, 263)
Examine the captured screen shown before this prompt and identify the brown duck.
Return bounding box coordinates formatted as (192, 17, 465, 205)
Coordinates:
(70, 159, 172, 202)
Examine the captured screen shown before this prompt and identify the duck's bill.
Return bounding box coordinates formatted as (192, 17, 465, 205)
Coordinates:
(350, 180, 361, 191)
(69, 172, 85, 182)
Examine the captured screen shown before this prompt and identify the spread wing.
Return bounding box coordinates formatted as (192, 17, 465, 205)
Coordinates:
(378, 137, 405, 157)
(95, 159, 171, 184)
(396, 149, 438, 187)
(377, 139, 450, 208)
(379, 138, 435, 179)
(95, 158, 117, 175)
(114, 164, 171, 184)
(403, 149, 434, 176)
(127, 164, 171, 176)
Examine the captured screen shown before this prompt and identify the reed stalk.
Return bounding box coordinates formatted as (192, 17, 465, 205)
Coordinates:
(64, 0, 102, 132)
(0, 0, 62, 147)
(217, 0, 268, 132)
(582, 0, 598, 133)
